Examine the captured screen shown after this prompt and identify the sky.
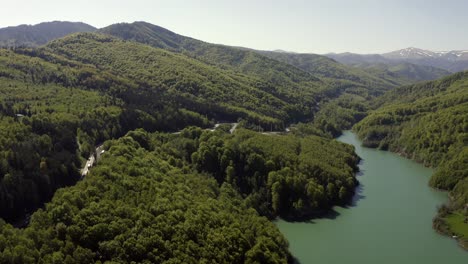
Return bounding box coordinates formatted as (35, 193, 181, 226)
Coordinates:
(1, 0, 467, 54)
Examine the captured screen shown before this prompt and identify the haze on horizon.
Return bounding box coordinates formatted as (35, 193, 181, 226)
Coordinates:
(1, 0, 467, 54)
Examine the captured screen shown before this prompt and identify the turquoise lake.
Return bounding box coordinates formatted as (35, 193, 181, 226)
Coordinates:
(276, 131, 467, 263)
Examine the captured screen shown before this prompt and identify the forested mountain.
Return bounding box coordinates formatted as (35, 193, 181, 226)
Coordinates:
(354, 71, 468, 247)
(0, 21, 96, 47)
(0, 19, 466, 260)
(1, 21, 437, 136)
(0, 28, 362, 222)
(99, 22, 412, 135)
(258, 51, 411, 87)
(1, 21, 450, 225)
(44, 32, 320, 128)
(0, 23, 368, 261)
(0, 101, 360, 262)
(327, 48, 468, 73)
(326, 53, 451, 82)
(100, 22, 397, 91)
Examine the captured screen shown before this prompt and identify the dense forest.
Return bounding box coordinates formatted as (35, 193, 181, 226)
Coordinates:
(0, 126, 362, 263)
(0, 47, 216, 222)
(44, 33, 312, 128)
(178, 127, 359, 219)
(354, 71, 468, 247)
(0, 20, 466, 262)
(99, 22, 410, 135)
(0, 130, 291, 263)
(0, 26, 368, 262)
(0, 31, 324, 224)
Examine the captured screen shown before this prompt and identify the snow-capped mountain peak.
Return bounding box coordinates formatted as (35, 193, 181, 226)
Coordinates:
(383, 47, 468, 61)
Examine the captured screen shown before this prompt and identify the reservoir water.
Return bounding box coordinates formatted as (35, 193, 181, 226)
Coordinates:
(276, 131, 467, 263)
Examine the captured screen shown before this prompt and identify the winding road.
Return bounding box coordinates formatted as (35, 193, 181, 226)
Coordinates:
(80, 145, 104, 178)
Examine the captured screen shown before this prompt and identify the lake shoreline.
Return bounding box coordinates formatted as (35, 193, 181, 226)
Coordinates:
(277, 131, 467, 263)
(352, 130, 468, 252)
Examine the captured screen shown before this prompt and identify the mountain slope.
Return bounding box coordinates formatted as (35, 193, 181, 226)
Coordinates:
(99, 22, 410, 135)
(258, 51, 411, 87)
(100, 22, 396, 92)
(327, 53, 452, 82)
(354, 72, 468, 246)
(0, 32, 364, 261)
(0, 28, 377, 223)
(383, 47, 468, 73)
(99, 22, 334, 100)
(0, 21, 96, 47)
(43, 32, 323, 127)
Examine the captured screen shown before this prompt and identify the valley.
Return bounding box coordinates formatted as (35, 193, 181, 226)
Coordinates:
(277, 131, 467, 263)
(0, 18, 466, 263)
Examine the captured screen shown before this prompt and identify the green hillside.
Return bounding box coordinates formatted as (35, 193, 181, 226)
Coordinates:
(0, 21, 96, 47)
(99, 22, 408, 135)
(99, 22, 325, 95)
(0, 25, 398, 225)
(258, 51, 407, 89)
(354, 71, 468, 245)
(0, 89, 361, 262)
(188, 128, 359, 219)
(99, 22, 402, 95)
(0, 27, 376, 224)
(44, 32, 325, 128)
(0, 130, 293, 263)
(0, 29, 364, 261)
(1, 19, 464, 259)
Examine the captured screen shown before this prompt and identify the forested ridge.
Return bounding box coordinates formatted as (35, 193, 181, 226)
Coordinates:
(0, 21, 96, 47)
(0, 25, 367, 262)
(0, 130, 292, 263)
(43, 33, 312, 128)
(0, 47, 217, 223)
(354, 71, 468, 247)
(99, 22, 455, 138)
(0, 20, 466, 262)
(0, 126, 361, 263)
(0, 26, 371, 225)
(99, 22, 411, 135)
(258, 51, 410, 88)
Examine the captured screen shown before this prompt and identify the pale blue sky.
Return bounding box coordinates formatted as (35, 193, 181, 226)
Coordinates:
(2, 0, 467, 54)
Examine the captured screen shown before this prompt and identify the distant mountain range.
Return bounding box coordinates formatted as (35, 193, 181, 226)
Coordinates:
(0, 21, 96, 47)
(383, 47, 468, 60)
(327, 47, 468, 72)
